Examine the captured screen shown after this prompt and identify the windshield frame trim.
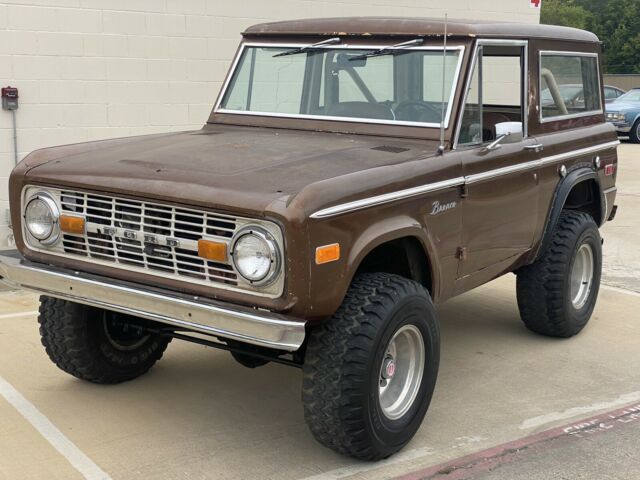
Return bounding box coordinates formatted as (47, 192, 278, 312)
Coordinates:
(214, 42, 466, 129)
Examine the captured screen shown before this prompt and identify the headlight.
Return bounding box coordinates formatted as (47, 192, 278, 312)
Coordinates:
(606, 112, 626, 122)
(24, 192, 60, 245)
(231, 227, 280, 285)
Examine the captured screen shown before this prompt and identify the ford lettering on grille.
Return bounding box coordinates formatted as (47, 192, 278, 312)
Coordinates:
(55, 189, 239, 288)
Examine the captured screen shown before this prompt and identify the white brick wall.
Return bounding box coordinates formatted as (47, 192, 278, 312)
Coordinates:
(0, 0, 539, 249)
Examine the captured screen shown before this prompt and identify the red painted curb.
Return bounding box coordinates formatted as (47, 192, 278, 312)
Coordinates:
(394, 401, 640, 480)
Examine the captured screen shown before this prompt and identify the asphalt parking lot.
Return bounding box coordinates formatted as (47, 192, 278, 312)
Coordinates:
(0, 143, 639, 480)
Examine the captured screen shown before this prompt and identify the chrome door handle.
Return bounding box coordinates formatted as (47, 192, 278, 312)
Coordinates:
(524, 144, 544, 153)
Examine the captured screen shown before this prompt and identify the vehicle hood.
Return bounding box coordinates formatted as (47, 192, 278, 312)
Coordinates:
(22, 124, 439, 216)
(606, 101, 640, 113)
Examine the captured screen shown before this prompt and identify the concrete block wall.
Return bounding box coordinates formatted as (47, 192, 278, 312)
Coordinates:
(0, 0, 540, 248)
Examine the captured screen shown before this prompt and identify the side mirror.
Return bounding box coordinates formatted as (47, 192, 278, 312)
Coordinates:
(495, 122, 523, 144)
(483, 122, 524, 153)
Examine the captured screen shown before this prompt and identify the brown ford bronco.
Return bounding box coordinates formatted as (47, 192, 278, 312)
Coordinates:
(0, 18, 619, 460)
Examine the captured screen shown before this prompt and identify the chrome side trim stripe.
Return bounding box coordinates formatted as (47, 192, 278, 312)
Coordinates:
(311, 141, 620, 219)
(538, 140, 619, 166)
(465, 159, 538, 184)
(310, 177, 466, 219)
(465, 140, 620, 185)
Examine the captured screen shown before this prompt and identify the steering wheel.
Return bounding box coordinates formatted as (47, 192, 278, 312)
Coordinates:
(394, 100, 442, 123)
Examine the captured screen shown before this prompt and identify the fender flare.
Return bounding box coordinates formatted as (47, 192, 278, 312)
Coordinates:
(533, 166, 605, 262)
(346, 215, 440, 298)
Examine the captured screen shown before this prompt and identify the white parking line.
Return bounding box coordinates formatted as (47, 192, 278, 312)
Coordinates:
(0, 376, 112, 480)
(520, 390, 640, 430)
(601, 284, 640, 297)
(0, 311, 39, 320)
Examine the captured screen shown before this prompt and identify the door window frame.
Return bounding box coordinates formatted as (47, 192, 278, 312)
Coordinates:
(453, 39, 529, 150)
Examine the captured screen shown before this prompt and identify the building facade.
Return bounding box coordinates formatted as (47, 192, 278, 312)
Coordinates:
(0, 0, 540, 248)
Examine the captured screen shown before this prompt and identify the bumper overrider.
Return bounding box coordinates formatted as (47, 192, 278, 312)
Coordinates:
(0, 250, 306, 351)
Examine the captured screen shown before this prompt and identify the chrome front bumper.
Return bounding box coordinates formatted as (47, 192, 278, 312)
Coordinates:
(607, 121, 631, 133)
(0, 251, 305, 351)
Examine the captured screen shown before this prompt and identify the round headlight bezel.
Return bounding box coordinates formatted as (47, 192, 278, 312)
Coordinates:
(24, 191, 60, 246)
(230, 226, 281, 286)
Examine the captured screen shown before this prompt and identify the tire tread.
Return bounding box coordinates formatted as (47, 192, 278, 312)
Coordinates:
(38, 297, 169, 384)
(302, 273, 435, 460)
(517, 210, 600, 337)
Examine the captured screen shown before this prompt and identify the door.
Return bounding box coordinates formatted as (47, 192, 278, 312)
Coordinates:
(456, 41, 541, 278)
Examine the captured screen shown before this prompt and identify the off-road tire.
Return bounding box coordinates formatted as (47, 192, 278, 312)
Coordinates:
(302, 273, 440, 460)
(517, 210, 602, 338)
(630, 119, 640, 144)
(38, 296, 171, 384)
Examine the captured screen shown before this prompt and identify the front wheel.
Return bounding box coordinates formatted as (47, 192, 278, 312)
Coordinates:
(38, 297, 171, 384)
(302, 273, 440, 460)
(517, 210, 602, 337)
(630, 119, 640, 144)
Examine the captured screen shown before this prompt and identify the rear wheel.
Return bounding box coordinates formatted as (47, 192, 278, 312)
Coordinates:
(302, 273, 440, 460)
(516, 210, 602, 337)
(38, 297, 171, 384)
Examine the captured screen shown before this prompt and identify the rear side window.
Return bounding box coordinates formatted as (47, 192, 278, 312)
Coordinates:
(604, 87, 619, 100)
(540, 52, 601, 122)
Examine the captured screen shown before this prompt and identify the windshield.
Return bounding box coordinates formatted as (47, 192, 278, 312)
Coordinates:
(218, 45, 464, 127)
(615, 89, 640, 103)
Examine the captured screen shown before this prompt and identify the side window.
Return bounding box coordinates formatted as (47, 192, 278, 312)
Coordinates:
(604, 87, 617, 100)
(540, 53, 601, 121)
(458, 44, 525, 146)
(604, 87, 623, 100)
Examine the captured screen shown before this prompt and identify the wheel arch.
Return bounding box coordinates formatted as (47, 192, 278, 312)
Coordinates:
(347, 218, 438, 298)
(533, 166, 605, 262)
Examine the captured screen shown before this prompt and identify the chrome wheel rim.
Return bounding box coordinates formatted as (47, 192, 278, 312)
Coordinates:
(570, 243, 594, 310)
(378, 324, 425, 421)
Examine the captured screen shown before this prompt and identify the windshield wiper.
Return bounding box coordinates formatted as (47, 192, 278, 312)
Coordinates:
(348, 38, 425, 61)
(273, 37, 341, 57)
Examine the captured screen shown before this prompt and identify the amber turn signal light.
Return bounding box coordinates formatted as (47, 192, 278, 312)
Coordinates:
(316, 243, 340, 265)
(59, 215, 86, 235)
(198, 239, 228, 262)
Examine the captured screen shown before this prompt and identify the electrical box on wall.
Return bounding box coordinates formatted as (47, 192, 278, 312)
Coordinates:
(1, 86, 19, 110)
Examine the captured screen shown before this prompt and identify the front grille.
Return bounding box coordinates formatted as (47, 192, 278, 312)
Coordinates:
(58, 190, 239, 286)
